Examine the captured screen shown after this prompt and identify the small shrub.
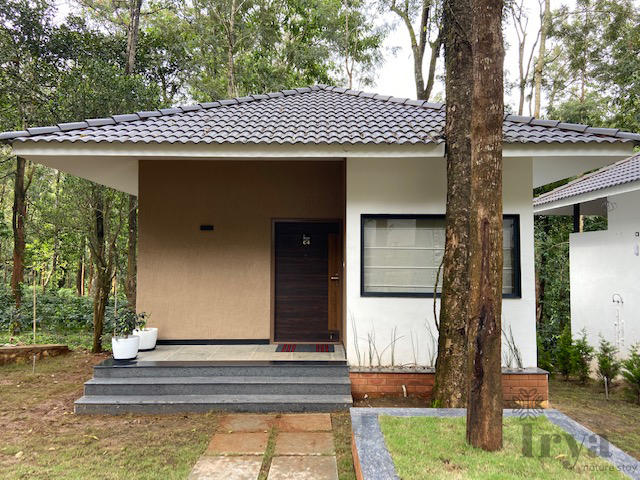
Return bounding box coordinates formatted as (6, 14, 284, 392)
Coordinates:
(537, 335, 554, 374)
(555, 325, 574, 380)
(596, 336, 622, 398)
(113, 308, 138, 337)
(622, 345, 640, 405)
(572, 329, 594, 384)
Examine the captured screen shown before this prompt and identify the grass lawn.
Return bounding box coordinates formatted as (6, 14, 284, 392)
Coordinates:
(380, 415, 626, 480)
(0, 351, 356, 479)
(549, 377, 640, 461)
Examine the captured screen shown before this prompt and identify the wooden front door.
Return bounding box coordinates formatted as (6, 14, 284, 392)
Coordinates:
(274, 221, 342, 343)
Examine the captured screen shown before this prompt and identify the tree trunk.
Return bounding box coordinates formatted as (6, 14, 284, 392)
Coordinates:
(413, 47, 426, 100)
(92, 268, 110, 353)
(125, 0, 144, 76)
(0, 183, 6, 286)
(76, 238, 86, 296)
(390, 0, 434, 101)
(534, 0, 550, 117)
(517, 37, 526, 116)
(466, 0, 504, 451)
(123, 0, 141, 310)
(11, 157, 27, 309)
(226, 0, 237, 97)
(50, 171, 61, 291)
(88, 261, 94, 297)
(432, 0, 473, 408)
(126, 194, 137, 308)
(425, 32, 444, 101)
(91, 189, 107, 353)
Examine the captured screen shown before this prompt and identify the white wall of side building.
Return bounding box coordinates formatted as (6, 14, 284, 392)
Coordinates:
(570, 189, 640, 355)
(345, 156, 538, 368)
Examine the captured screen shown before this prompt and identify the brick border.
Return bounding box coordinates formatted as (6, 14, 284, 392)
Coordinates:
(350, 370, 548, 407)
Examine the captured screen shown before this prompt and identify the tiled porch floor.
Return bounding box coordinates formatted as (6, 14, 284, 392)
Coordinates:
(137, 344, 346, 362)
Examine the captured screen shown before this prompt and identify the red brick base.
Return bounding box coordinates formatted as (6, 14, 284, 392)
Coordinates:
(350, 370, 549, 407)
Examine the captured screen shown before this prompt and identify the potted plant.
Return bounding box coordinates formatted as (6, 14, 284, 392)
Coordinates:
(132, 312, 157, 351)
(111, 309, 140, 360)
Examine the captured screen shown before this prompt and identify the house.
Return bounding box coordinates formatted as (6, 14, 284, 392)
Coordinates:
(534, 153, 640, 355)
(1, 85, 637, 411)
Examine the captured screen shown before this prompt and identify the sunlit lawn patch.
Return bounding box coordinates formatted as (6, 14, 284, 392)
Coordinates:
(379, 415, 626, 479)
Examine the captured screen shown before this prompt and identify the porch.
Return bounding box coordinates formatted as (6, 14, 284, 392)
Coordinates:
(75, 345, 352, 414)
(136, 344, 347, 362)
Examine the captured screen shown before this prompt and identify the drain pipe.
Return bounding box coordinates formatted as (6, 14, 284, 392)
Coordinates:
(612, 294, 624, 349)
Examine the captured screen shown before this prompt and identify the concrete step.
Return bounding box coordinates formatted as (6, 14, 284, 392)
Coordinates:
(74, 394, 353, 414)
(93, 363, 350, 379)
(84, 376, 352, 396)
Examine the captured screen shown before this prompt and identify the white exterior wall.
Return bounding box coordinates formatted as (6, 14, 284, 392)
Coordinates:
(345, 156, 537, 368)
(570, 189, 640, 355)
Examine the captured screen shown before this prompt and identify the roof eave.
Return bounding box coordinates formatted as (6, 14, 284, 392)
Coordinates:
(534, 178, 640, 213)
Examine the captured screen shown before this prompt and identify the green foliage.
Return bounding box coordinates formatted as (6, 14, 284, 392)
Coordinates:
(534, 205, 607, 376)
(622, 345, 640, 405)
(113, 307, 138, 338)
(0, 285, 121, 335)
(596, 336, 622, 392)
(536, 335, 554, 374)
(572, 329, 594, 384)
(555, 325, 574, 380)
(135, 311, 150, 330)
(546, 0, 640, 132)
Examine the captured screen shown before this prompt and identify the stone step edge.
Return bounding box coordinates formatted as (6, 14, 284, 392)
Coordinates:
(85, 376, 351, 385)
(75, 394, 353, 405)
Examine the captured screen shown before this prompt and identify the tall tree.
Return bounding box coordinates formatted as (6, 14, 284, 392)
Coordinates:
(10, 156, 33, 311)
(385, 0, 443, 100)
(125, 0, 143, 75)
(124, 0, 143, 309)
(432, 0, 472, 408)
(533, 0, 551, 117)
(340, 0, 385, 89)
(83, 184, 125, 353)
(466, 0, 504, 451)
(509, 0, 540, 115)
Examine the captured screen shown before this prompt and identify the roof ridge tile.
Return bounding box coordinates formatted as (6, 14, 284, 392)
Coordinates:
(1, 84, 639, 146)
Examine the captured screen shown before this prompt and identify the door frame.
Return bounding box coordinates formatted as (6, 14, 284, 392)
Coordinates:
(270, 218, 344, 344)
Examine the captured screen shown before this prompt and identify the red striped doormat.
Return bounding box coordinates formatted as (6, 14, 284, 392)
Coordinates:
(276, 344, 335, 352)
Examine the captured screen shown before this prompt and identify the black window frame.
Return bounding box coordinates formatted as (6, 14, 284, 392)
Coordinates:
(360, 213, 522, 299)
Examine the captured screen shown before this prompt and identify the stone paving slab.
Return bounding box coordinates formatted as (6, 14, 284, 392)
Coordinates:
(278, 413, 332, 432)
(218, 414, 278, 432)
(267, 456, 338, 480)
(188, 456, 262, 480)
(206, 432, 269, 456)
(274, 432, 335, 456)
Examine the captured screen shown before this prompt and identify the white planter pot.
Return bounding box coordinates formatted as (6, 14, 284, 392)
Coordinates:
(133, 328, 158, 351)
(112, 335, 140, 360)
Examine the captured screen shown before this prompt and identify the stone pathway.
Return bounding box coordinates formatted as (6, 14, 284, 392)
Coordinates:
(188, 413, 339, 480)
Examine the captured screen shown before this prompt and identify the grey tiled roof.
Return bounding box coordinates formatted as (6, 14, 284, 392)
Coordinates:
(2, 85, 640, 146)
(534, 153, 640, 206)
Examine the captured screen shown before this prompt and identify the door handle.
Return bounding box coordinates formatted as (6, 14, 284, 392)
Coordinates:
(330, 275, 339, 281)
